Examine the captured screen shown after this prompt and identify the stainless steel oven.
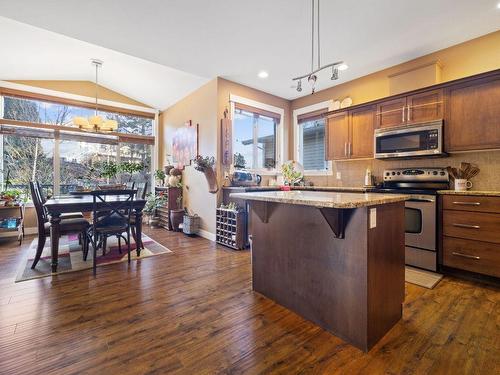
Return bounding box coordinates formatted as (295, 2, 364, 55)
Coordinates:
(375, 167, 450, 272)
(374, 120, 445, 159)
(405, 194, 437, 271)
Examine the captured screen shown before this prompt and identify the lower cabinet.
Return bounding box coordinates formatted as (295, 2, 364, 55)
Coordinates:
(441, 194, 500, 278)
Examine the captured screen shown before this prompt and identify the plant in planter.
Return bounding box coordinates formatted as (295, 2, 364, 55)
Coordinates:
(143, 193, 166, 227)
(0, 189, 23, 206)
(194, 155, 218, 193)
(154, 169, 166, 186)
(170, 195, 184, 232)
(120, 162, 145, 182)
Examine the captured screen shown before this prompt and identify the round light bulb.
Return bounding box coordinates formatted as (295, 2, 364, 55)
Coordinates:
(337, 64, 349, 71)
(258, 71, 269, 78)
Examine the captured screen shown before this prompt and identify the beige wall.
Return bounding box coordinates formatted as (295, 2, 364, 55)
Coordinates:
(8, 80, 151, 108)
(290, 30, 500, 189)
(161, 80, 218, 234)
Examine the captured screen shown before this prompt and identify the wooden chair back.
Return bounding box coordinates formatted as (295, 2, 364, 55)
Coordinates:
(29, 181, 48, 235)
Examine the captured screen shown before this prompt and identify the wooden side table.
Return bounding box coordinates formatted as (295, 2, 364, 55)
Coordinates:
(0, 204, 25, 245)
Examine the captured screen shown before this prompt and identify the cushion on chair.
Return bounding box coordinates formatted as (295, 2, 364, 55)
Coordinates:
(44, 217, 90, 235)
(61, 212, 84, 219)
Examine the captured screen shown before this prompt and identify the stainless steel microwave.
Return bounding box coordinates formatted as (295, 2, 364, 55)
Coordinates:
(374, 121, 445, 159)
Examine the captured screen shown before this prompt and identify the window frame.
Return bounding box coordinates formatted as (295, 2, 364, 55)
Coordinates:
(293, 100, 333, 176)
(230, 94, 284, 175)
(0, 82, 158, 196)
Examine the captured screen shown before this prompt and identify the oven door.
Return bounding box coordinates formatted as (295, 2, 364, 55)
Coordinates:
(374, 122, 443, 159)
(405, 195, 436, 251)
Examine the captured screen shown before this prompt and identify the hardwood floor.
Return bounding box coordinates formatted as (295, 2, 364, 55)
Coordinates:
(0, 228, 498, 374)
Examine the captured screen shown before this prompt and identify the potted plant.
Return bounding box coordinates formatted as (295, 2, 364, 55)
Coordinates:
(120, 162, 145, 183)
(143, 193, 166, 227)
(170, 195, 184, 231)
(194, 155, 218, 193)
(154, 169, 166, 186)
(168, 168, 182, 187)
(0, 189, 23, 206)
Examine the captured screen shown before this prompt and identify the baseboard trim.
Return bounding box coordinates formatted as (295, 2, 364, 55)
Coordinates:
(197, 229, 216, 242)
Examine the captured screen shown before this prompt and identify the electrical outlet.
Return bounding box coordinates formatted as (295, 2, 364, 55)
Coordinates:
(336, 172, 342, 180)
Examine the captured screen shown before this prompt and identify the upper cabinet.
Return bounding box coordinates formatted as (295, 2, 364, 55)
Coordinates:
(444, 76, 500, 152)
(376, 89, 443, 128)
(326, 105, 375, 160)
(326, 112, 349, 160)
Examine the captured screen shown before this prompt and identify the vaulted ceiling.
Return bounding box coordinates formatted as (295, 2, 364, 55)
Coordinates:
(0, 0, 499, 109)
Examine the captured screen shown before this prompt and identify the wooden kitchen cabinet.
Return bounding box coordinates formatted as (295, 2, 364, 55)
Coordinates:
(444, 76, 500, 152)
(326, 106, 375, 160)
(326, 111, 349, 160)
(350, 105, 375, 158)
(440, 193, 500, 278)
(376, 89, 443, 129)
(406, 89, 443, 124)
(376, 97, 407, 128)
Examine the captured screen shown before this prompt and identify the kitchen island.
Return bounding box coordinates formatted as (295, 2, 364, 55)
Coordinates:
(229, 190, 409, 351)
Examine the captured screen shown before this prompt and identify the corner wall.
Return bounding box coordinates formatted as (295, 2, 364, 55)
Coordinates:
(160, 80, 219, 235)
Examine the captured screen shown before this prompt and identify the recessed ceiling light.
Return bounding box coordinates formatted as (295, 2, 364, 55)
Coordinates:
(497, 2, 500, 9)
(337, 64, 349, 71)
(258, 71, 269, 78)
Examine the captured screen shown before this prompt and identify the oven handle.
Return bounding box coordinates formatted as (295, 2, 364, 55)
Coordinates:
(407, 198, 435, 203)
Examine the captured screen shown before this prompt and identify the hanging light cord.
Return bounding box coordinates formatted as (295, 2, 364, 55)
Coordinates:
(95, 62, 98, 116)
(317, 0, 320, 69)
(311, 0, 314, 73)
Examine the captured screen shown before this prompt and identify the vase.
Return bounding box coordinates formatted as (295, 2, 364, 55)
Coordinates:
(170, 209, 184, 231)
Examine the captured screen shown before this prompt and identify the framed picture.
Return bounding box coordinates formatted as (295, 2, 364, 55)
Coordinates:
(172, 120, 198, 169)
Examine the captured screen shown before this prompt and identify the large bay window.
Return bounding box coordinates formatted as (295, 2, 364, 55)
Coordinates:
(231, 95, 284, 173)
(0, 89, 155, 198)
(293, 100, 333, 175)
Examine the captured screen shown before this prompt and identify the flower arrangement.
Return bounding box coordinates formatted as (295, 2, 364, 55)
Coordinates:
(194, 155, 215, 172)
(281, 161, 303, 186)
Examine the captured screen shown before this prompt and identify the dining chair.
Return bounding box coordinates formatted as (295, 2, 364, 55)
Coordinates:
(29, 182, 90, 269)
(125, 181, 136, 189)
(131, 181, 148, 250)
(35, 181, 84, 220)
(88, 189, 136, 275)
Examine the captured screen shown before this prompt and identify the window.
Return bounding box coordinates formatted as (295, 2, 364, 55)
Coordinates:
(1, 92, 155, 198)
(294, 101, 332, 174)
(298, 116, 326, 170)
(232, 100, 281, 171)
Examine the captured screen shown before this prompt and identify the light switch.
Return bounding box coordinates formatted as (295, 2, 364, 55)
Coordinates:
(370, 208, 377, 229)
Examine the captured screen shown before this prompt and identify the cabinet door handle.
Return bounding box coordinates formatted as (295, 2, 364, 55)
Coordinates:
(402, 107, 405, 123)
(452, 201, 481, 206)
(348, 142, 352, 157)
(452, 252, 480, 260)
(452, 223, 480, 229)
(344, 142, 347, 156)
(407, 105, 411, 122)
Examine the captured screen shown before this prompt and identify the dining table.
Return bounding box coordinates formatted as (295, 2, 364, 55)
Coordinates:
(44, 193, 147, 273)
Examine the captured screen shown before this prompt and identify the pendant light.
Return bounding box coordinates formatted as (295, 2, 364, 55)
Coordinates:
(73, 59, 118, 132)
(292, 0, 347, 94)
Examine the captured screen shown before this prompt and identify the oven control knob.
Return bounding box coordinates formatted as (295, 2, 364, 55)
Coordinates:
(432, 171, 438, 175)
(391, 172, 396, 175)
(440, 171, 445, 176)
(385, 172, 390, 176)
(397, 172, 401, 175)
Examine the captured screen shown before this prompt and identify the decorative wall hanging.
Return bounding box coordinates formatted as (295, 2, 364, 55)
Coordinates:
(172, 120, 198, 169)
(221, 108, 232, 166)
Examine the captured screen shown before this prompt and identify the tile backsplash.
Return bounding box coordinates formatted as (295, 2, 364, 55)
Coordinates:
(304, 150, 500, 191)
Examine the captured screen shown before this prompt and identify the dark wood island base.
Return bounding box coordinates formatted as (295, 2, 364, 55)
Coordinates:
(249, 200, 405, 352)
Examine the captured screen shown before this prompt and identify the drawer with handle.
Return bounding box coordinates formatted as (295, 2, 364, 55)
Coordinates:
(443, 236, 500, 278)
(443, 210, 500, 243)
(442, 195, 500, 213)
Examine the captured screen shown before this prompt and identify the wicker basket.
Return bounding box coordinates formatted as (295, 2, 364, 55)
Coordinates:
(183, 214, 200, 235)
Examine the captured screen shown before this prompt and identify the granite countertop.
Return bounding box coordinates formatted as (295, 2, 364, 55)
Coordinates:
(229, 190, 409, 209)
(223, 186, 373, 193)
(437, 190, 500, 197)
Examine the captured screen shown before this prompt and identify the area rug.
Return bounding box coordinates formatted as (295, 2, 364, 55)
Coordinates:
(16, 233, 172, 282)
(405, 266, 443, 289)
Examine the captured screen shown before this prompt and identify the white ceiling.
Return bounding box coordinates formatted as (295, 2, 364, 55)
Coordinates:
(0, 0, 499, 108)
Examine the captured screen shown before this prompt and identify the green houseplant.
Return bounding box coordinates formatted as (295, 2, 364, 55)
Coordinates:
(154, 169, 166, 186)
(143, 193, 166, 227)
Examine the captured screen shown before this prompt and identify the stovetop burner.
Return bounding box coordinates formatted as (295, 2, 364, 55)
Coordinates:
(377, 167, 450, 195)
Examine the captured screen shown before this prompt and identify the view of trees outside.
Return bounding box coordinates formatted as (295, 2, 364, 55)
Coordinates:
(1, 96, 153, 198)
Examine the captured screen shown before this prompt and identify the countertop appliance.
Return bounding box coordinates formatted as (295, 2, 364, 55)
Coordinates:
(230, 170, 262, 187)
(374, 120, 445, 159)
(373, 167, 450, 271)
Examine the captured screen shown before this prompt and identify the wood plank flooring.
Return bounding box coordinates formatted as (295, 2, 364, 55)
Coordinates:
(0, 228, 498, 375)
